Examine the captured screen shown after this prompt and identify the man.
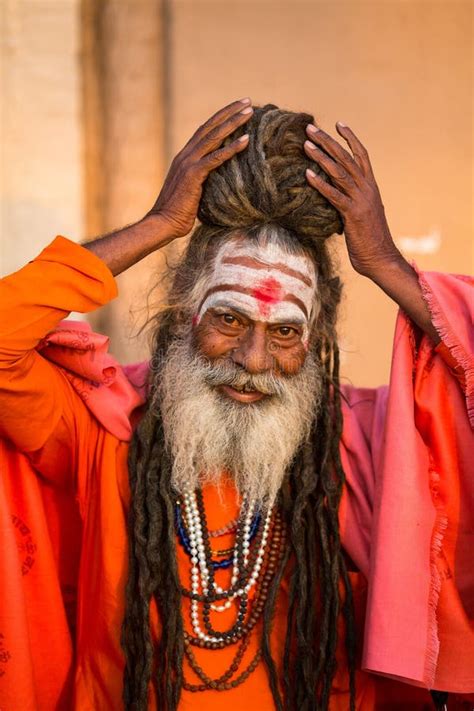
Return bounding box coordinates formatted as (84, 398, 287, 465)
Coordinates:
(0, 99, 472, 710)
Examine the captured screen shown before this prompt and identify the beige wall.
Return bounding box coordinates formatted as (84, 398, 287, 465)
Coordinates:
(0, 0, 83, 274)
(1, 0, 472, 386)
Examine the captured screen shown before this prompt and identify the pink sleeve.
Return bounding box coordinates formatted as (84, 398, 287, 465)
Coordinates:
(339, 270, 474, 691)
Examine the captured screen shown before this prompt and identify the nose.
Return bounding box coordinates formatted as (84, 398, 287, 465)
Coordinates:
(231, 326, 274, 374)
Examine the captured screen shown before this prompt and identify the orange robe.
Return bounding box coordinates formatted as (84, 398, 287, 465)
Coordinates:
(0, 237, 472, 710)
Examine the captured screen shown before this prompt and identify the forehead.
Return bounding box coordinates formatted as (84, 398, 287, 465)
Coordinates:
(195, 237, 318, 327)
(214, 238, 317, 287)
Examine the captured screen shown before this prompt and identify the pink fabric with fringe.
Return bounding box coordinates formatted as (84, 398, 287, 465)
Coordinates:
(339, 271, 474, 692)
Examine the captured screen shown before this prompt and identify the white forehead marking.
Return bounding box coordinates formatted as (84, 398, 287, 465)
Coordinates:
(194, 240, 319, 342)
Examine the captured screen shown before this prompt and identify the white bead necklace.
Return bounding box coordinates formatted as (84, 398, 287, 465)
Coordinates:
(181, 488, 273, 643)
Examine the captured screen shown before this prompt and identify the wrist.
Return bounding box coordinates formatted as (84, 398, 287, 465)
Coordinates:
(360, 250, 408, 283)
(142, 212, 180, 249)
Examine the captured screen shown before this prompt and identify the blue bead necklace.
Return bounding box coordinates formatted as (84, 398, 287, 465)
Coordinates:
(175, 501, 261, 570)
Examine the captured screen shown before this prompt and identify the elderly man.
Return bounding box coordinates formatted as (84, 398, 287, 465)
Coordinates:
(0, 99, 472, 711)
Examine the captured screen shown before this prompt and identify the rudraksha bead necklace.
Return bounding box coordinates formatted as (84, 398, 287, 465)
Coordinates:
(177, 490, 287, 691)
(180, 489, 274, 643)
(175, 500, 261, 570)
(182, 512, 285, 649)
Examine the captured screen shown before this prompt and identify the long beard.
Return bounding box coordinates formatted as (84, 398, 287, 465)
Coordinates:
(155, 337, 322, 508)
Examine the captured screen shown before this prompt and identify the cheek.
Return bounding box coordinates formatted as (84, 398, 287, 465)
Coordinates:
(272, 343, 307, 376)
(193, 324, 237, 359)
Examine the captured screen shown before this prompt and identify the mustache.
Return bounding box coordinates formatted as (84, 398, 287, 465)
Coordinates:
(198, 357, 286, 397)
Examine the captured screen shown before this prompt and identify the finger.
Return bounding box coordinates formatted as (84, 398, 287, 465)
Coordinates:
(182, 97, 252, 155)
(305, 168, 350, 211)
(191, 106, 253, 160)
(306, 124, 361, 182)
(196, 134, 250, 175)
(335, 122, 374, 178)
(304, 140, 355, 194)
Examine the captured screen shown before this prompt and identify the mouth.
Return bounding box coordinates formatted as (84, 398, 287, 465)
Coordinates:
(220, 384, 267, 403)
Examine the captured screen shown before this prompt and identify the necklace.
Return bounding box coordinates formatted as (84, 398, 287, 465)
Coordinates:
(208, 517, 239, 538)
(182, 490, 272, 632)
(178, 487, 287, 691)
(175, 501, 261, 570)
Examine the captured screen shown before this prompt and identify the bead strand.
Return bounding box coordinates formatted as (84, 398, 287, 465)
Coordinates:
(178, 485, 287, 692)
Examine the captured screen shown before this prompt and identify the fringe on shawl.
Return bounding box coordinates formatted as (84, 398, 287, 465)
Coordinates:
(424, 462, 449, 686)
(414, 268, 473, 684)
(416, 269, 474, 429)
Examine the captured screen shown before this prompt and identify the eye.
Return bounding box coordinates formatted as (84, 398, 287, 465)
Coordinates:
(221, 313, 238, 326)
(275, 326, 298, 338)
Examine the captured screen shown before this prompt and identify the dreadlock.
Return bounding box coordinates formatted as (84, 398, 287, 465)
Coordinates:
(121, 105, 356, 710)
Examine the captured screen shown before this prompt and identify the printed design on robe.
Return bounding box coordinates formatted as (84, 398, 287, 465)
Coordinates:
(11, 514, 37, 576)
(0, 632, 12, 678)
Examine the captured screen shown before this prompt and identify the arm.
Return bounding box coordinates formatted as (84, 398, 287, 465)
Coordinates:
(304, 125, 474, 690)
(0, 98, 254, 457)
(303, 122, 440, 343)
(83, 98, 253, 275)
(303, 122, 474, 418)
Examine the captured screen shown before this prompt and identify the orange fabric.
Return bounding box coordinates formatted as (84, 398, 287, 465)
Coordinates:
(0, 445, 433, 711)
(0, 237, 470, 710)
(415, 342, 474, 691)
(0, 439, 81, 711)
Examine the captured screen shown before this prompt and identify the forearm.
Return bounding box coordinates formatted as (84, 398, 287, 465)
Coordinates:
(82, 214, 177, 277)
(82, 100, 255, 276)
(369, 257, 440, 344)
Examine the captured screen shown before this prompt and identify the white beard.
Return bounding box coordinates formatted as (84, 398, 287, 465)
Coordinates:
(155, 337, 322, 508)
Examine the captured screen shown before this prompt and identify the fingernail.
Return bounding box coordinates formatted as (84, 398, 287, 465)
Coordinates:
(239, 97, 251, 105)
(336, 121, 347, 128)
(305, 139, 317, 149)
(307, 123, 320, 133)
(306, 168, 317, 178)
(240, 106, 253, 114)
(238, 134, 250, 142)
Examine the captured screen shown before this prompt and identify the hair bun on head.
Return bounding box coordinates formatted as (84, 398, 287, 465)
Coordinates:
(198, 104, 343, 241)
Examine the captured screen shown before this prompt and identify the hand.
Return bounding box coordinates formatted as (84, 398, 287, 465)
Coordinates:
(303, 123, 402, 278)
(149, 98, 253, 241)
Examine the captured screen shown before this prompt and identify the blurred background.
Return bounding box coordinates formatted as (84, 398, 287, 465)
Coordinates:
(0, 0, 472, 386)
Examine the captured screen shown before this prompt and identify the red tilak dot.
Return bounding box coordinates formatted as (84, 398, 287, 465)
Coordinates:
(251, 277, 283, 317)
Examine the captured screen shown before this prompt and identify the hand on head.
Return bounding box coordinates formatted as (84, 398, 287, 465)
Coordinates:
(304, 122, 401, 278)
(150, 97, 400, 284)
(148, 98, 253, 241)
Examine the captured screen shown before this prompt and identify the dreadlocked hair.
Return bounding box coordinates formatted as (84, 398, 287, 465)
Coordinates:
(122, 104, 356, 710)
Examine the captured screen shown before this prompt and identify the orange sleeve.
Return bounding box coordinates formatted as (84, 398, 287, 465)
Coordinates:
(0, 236, 118, 458)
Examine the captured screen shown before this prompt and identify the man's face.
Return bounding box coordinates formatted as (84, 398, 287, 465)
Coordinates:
(158, 235, 321, 505)
(194, 310, 308, 403)
(191, 237, 318, 404)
